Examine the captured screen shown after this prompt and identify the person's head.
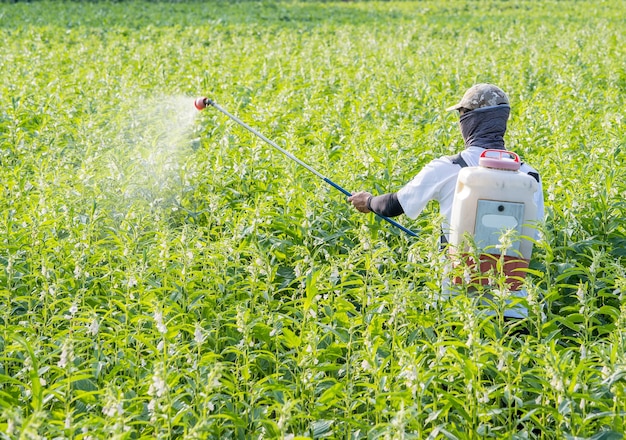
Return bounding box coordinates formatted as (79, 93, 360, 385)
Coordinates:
(447, 84, 511, 149)
(446, 83, 510, 115)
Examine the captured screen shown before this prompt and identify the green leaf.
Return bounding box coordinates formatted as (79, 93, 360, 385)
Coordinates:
(311, 419, 334, 438)
(281, 327, 301, 349)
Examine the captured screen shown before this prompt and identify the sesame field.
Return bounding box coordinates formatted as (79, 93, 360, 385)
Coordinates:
(0, 1, 625, 438)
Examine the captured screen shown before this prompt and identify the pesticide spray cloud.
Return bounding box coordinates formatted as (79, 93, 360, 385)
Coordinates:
(132, 94, 197, 174)
(142, 95, 198, 153)
(120, 94, 200, 211)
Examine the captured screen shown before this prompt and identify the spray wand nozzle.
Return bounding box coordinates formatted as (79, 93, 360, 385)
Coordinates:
(194, 97, 212, 111)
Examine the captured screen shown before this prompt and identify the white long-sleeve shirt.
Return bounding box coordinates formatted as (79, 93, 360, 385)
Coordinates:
(397, 147, 545, 242)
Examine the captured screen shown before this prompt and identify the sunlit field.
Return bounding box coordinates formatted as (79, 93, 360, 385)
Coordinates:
(1, 1, 625, 438)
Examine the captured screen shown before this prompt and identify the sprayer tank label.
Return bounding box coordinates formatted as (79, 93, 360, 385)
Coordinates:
(474, 199, 525, 256)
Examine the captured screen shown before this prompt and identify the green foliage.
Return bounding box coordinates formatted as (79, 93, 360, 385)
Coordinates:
(0, 0, 625, 438)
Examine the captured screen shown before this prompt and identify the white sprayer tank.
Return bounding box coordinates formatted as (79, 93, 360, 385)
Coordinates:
(448, 149, 538, 289)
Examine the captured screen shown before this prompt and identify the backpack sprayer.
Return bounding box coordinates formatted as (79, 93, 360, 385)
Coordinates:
(448, 149, 539, 289)
(194, 97, 418, 237)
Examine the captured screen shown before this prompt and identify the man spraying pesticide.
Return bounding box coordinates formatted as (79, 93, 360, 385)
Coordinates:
(348, 84, 545, 319)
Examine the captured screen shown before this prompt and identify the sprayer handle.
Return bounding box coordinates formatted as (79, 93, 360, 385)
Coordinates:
(480, 149, 520, 161)
(479, 149, 521, 171)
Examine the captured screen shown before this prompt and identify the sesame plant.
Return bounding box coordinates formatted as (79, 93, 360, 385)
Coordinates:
(0, 1, 625, 439)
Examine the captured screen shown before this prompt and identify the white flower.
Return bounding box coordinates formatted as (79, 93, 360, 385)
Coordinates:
(194, 323, 205, 345)
(437, 345, 446, 359)
(148, 369, 167, 398)
(236, 307, 246, 334)
(497, 358, 506, 371)
(399, 367, 417, 383)
(463, 267, 472, 284)
(88, 318, 99, 336)
(494, 288, 510, 300)
(329, 267, 340, 285)
(154, 310, 167, 334)
(102, 394, 123, 418)
(576, 284, 586, 304)
(478, 391, 490, 404)
(58, 339, 73, 369)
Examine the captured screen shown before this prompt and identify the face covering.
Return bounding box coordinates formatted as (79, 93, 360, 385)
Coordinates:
(459, 105, 510, 150)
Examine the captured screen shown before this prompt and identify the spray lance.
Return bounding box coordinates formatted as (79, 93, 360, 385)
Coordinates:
(194, 97, 418, 237)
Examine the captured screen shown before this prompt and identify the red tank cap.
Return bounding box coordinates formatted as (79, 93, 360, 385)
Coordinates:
(479, 149, 520, 171)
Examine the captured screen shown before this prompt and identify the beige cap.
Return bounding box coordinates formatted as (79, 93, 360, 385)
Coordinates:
(446, 83, 510, 112)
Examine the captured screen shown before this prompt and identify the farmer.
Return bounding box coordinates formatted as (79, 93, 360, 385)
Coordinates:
(348, 83, 545, 318)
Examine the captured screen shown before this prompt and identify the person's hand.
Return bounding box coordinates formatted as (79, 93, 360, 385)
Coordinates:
(347, 191, 373, 213)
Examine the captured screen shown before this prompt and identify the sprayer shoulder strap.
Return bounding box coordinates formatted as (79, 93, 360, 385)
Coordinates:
(448, 152, 469, 168)
(526, 169, 540, 183)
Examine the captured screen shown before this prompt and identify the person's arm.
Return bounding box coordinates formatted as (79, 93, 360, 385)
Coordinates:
(348, 191, 404, 217)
